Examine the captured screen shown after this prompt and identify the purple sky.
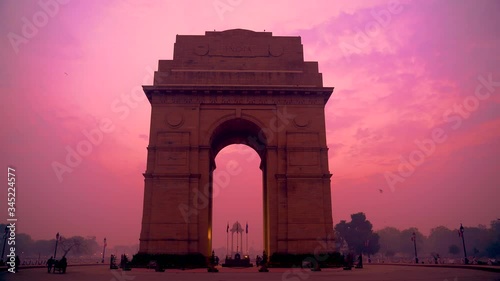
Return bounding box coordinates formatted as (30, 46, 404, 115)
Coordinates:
(1, 0, 499, 251)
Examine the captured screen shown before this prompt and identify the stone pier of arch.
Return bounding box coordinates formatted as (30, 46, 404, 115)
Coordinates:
(138, 29, 335, 259)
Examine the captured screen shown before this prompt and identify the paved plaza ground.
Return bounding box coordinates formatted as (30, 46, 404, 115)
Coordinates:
(1, 265, 499, 281)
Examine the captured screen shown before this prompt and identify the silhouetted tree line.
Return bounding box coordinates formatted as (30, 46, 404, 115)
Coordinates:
(376, 220, 500, 259)
(0, 224, 100, 258)
(334, 215, 500, 259)
(0, 224, 139, 262)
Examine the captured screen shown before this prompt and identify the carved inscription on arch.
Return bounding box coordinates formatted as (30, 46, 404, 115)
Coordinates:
(209, 43, 268, 57)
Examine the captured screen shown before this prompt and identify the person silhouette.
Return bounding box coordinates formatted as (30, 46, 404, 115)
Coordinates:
(60, 256, 67, 273)
(256, 255, 261, 266)
(259, 251, 269, 272)
(47, 256, 55, 273)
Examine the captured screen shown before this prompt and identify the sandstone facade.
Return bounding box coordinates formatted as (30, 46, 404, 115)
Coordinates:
(139, 29, 335, 257)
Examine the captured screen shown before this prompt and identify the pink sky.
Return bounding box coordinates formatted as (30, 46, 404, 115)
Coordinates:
(1, 0, 499, 251)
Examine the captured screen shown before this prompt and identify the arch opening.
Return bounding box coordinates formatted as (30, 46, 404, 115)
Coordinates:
(211, 144, 263, 260)
(207, 118, 269, 257)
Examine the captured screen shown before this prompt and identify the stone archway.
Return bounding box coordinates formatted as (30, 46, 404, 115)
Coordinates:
(207, 117, 268, 254)
(139, 29, 335, 258)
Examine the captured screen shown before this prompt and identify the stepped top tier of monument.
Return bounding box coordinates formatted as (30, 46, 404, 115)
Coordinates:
(150, 29, 329, 89)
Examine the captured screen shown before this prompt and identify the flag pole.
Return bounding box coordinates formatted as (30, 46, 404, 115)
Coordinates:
(246, 222, 249, 256)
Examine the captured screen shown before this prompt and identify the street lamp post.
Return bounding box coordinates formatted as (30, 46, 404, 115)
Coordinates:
(1, 226, 8, 263)
(411, 232, 419, 264)
(102, 238, 107, 263)
(459, 224, 469, 264)
(54, 233, 60, 259)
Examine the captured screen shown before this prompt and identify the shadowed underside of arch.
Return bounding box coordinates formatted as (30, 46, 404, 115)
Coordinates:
(138, 29, 335, 261)
(210, 118, 267, 166)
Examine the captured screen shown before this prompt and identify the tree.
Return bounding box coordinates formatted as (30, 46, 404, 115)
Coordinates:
(399, 228, 425, 256)
(14, 233, 34, 256)
(426, 226, 455, 257)
(448, 245, 460, 256)
(82, 236, 100, 256)
(385, 250, 395, 258)
(365, 233, 381, 256)
(459, 225, 490, 257)
(334, 212, 380, 255)
(59, 236, 87, 257)
(486, 220, 500, 258)
(486, 242, 500, 258)
(377, 227, 402, 256)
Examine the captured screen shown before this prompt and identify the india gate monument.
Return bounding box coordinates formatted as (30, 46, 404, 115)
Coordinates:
(138, 29, 335, 259)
